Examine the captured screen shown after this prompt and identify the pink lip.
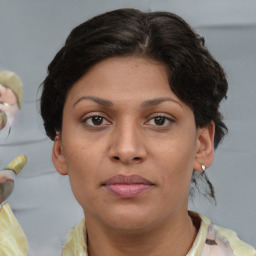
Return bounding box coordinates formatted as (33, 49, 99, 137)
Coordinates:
(103, 175, 154, 198)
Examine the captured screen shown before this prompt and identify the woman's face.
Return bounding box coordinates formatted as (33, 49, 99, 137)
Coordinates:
(53, 57, 214, 231)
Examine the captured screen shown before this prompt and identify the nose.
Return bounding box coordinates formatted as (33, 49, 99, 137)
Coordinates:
(109, 121, 147, 165)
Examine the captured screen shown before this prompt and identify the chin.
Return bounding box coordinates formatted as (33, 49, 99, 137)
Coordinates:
(100, 206, 160, 232)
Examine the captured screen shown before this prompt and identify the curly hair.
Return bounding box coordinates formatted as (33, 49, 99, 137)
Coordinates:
(40, 8, 228, 201)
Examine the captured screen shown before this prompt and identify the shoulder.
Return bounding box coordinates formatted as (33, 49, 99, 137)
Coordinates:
(188, 211, 255, 256)
(214, 224, 256, 256)
(198, 212, 256, 256)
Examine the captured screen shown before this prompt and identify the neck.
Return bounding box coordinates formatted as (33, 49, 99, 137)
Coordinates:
(85, 210, 198, 256)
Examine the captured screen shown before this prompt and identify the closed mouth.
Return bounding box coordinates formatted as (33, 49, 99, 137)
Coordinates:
(102, 174, 154, 198)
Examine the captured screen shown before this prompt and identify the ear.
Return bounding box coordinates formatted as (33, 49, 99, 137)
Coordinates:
(193, 121, 215, 173)
(52, 134, 68, 175)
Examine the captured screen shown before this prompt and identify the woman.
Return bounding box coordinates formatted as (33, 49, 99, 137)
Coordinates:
(40, 8, 255, 256)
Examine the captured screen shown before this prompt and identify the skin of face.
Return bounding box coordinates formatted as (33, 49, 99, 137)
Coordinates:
(53, 57, 214, 251)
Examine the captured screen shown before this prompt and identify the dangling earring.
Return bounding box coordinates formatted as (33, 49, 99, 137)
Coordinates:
(201, 165, 206, 172)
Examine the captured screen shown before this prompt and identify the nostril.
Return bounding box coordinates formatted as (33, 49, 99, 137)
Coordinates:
(111, 155, 144, 163)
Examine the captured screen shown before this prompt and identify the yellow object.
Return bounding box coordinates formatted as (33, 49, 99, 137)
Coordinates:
(0, 71, 23, 109)
(5, 155, 27, 175)
(0, 203, 28, 255)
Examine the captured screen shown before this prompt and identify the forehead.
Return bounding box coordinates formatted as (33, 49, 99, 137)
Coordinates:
(66, 56, 177, 104)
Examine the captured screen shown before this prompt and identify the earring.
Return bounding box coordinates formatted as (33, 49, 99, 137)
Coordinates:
(201, 165, 206, 172)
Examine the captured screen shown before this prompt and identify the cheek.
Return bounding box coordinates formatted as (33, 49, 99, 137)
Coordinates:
(64, 143, 98, 181)
(62, 140, 104, 204)
(154, 137, 195, 191)
(67, 159, 96, 209)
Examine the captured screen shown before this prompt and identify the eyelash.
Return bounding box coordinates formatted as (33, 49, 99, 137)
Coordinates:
(81, 113, 175, 128)
(82, 114, 111, 127)
(145, 115, 175, 127)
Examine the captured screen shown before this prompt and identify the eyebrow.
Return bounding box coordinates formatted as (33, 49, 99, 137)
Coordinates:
(141, 97, 182, 108)
(73, 96, 114, 108)
(73, 96, 181, 108)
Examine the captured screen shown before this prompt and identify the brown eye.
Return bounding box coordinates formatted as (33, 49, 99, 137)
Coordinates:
(91, 116, 103, 125)
(154, 116, 166, 126)
(146, 115, 175, 127)
(83, 115, 111, 127)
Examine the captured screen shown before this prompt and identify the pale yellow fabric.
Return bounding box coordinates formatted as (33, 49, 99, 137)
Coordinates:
(62, 213, 256, 256)
(62, 219, 87, 256)
(0, 203, 28, 256)
(187, 213, 256, 256)
(215, 225, 256, 256)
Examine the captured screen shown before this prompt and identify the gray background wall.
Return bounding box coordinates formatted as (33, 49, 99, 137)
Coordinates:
(0, 0, 255, 255)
